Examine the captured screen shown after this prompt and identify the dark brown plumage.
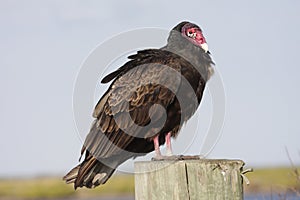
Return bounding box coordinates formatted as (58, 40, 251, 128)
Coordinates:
(63, 21, 214, 189)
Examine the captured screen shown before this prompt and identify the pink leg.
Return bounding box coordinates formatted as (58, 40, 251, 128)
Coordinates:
(165, 132, 173, 156)
(153, 135, 162, 157)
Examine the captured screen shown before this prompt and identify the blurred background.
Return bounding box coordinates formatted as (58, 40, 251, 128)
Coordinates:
(0, 0, 299, 199)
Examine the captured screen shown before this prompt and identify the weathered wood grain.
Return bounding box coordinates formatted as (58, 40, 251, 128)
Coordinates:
(134, 159, 244, 200)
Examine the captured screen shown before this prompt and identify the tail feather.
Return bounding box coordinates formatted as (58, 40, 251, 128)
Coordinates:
(63, 157, 119, 189)
(63, 165, 80, 184)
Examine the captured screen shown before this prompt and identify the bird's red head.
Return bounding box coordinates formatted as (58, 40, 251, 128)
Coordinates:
(181, 22, 209, 53)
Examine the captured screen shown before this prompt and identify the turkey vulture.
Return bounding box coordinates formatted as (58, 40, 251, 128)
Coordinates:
(63, 21, 214, 189)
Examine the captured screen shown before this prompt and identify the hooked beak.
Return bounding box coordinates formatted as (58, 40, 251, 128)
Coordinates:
(200, 43, 209, 53)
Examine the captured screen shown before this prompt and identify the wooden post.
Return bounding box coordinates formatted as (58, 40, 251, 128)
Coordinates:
(134, 159, 245, 200)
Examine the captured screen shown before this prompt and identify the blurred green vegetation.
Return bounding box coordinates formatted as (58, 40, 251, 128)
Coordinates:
(0, 167, 299, 199)
(244, 167, 300, 194)
(0, 177, 74, 198)
(0, 174, 134, 199)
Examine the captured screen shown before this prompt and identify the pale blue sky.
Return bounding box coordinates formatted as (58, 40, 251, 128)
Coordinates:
(0, 0, 299, 177)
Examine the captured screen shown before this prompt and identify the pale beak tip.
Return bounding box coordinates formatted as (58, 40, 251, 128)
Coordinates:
(200, 43, 209, 53)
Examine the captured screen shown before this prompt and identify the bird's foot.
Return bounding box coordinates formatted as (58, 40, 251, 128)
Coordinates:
(151, 155, 183, 161)
(151, 155, 202, 161)
(165, 149, 173, 157)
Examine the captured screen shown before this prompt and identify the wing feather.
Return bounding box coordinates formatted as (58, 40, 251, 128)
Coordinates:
(83, 50, 182, 160)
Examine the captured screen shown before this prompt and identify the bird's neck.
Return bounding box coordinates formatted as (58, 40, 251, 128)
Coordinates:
(162, 32, 214, 82)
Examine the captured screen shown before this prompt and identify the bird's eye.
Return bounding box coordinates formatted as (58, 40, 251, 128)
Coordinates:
(187, 31, 193, 37)
(187, 30, 196, 39)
